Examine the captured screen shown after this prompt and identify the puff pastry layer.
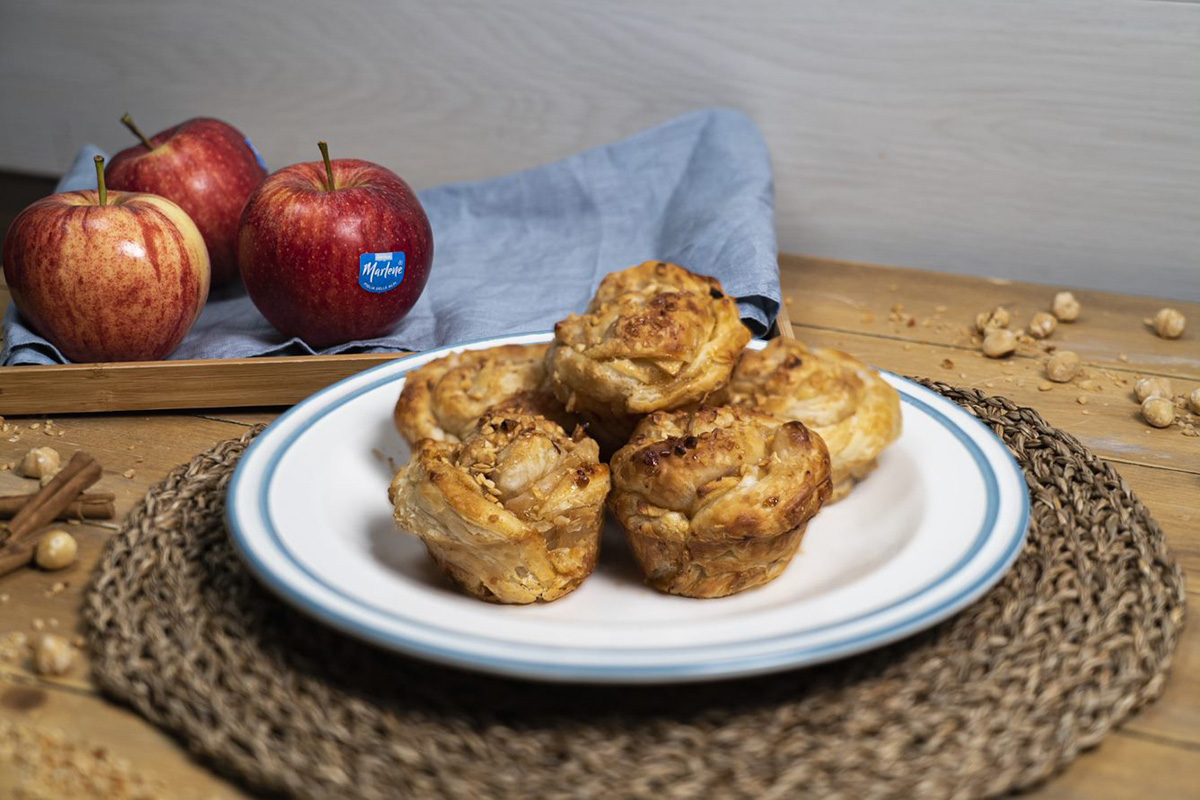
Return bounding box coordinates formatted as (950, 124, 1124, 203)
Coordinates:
(610, 405, 831, 598)
(393, 343, 571, 445)
(390, 411, 610, 604)
(546, 261, 750, 450)
(725, 338, 902, 501)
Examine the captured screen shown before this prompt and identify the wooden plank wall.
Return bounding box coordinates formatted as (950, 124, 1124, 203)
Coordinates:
(0, 0, 1197, 298)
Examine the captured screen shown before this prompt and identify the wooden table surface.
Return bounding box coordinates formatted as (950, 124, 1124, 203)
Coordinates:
(0, 254, 1196, 798)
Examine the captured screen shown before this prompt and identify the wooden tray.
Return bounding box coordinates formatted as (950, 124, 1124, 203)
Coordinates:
(0, 353, 409, 415)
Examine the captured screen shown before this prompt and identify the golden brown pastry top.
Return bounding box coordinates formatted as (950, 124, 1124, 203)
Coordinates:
(389, 411, 610, 603)
(546, 261, 751, 418)
(610, 405, 831, 545)
(393, 343, 569, 444)
(724, 338, 902, 498)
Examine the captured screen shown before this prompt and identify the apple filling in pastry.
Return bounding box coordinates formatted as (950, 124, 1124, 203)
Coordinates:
(389, 411, 610, 604)
(393, 343, 571, 444)
(610, 405, 832, 598)
(545, 261, 751, 452)
(724, 338, 902, 502)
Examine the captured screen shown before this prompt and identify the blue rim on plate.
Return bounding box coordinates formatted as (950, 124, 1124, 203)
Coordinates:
(227, 332, 1030, 683)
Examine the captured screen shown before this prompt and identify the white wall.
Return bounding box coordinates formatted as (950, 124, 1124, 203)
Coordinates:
(1, 0, 1197, 298)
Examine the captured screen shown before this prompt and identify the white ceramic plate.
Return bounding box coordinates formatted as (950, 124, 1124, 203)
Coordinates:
(228, 332, 1029, 684)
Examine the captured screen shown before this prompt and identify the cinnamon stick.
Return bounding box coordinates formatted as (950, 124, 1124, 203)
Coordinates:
(1, 451, 102, 576)
(0, 491, 115, 521)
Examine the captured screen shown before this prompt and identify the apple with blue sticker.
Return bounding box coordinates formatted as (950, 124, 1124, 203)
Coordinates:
(237, 141, 434, 348)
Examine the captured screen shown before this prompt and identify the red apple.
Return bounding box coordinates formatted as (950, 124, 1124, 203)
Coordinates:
(105, 114, 266, 286)
(3, 156, 210, 362)
(237, 142, 433, 348)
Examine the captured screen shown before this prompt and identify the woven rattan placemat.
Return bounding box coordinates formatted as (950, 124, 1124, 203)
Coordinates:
(83, 382, 1186, 799)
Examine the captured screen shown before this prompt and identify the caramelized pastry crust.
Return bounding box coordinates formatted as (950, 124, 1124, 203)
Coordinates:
(546, 261, 750, 447)
(610, 405, 832, 598)
(393, 344, 571, 444)
(724, 339, 902, 501)
(390, 411, 610, 603)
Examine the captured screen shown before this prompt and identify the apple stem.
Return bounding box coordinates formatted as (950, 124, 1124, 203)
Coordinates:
(318, 141, 336, 191)
(94, 155, 107, 206)
(120, 113, 156, 151)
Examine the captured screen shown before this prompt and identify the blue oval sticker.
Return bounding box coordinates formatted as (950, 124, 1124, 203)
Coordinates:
(359, 252, 406, 293)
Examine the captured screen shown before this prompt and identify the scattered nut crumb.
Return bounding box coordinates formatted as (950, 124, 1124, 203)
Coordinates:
(1142, 396, 1175, 428)
(941, 358, 955, 370)
(33, 634, 74, 676)
(19, 446, 60, 480)
(31, 619, 45, 631)
(1029, 311, 1057, 339)
(982, 329, 1017, 358)
(1076, 396, 1089, 405)
(1118, 353, 1129, 362)
(975, 306, 1011, 333)
(1038, 382, 1053, 391)
(0, 718, 169, 797)
(785, 295, 794, 305)
(1151, 308, 1186, 339)
(1134, 376, 1172, 403)
(35, 530, 78, 571)
(1190, 388, 1200, 415)
(861, 313, 874, 324)
(1052, 291, 1080, 322)
(122, 469, 136, 479)
(1046, 351, 1081, 382)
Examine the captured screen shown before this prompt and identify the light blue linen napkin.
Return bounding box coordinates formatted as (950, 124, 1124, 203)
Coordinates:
(2, 109, 779, 365)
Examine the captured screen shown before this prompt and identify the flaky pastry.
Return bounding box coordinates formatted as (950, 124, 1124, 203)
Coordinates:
(724, 339, 902, 501)
(610, 405, 831, 598)
(390, 411, 610, 603)
(393, 343, 571, 444)
(546, 261, 751, 450)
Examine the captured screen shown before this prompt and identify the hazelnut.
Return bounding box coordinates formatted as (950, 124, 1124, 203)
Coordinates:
(1052, 291, 1080, 322)
(35, 530, 78, 571)
(1190, 388, 1200, 415)
(981, 329, 1017, 358)
(975, 306, 1011, 333)
(33, 634, 74, 676)
(1142, 396, 1175, 428)
(1029, 312, 1057, 339)
(1152, 308, 1186, 339)
(19, 446, 60, 479)
(1045, 351, 1081, 382)
(1134, 376, 1172, 403)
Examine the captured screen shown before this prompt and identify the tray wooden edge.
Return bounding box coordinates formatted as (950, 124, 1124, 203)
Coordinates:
(0, 352, 409, 415)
